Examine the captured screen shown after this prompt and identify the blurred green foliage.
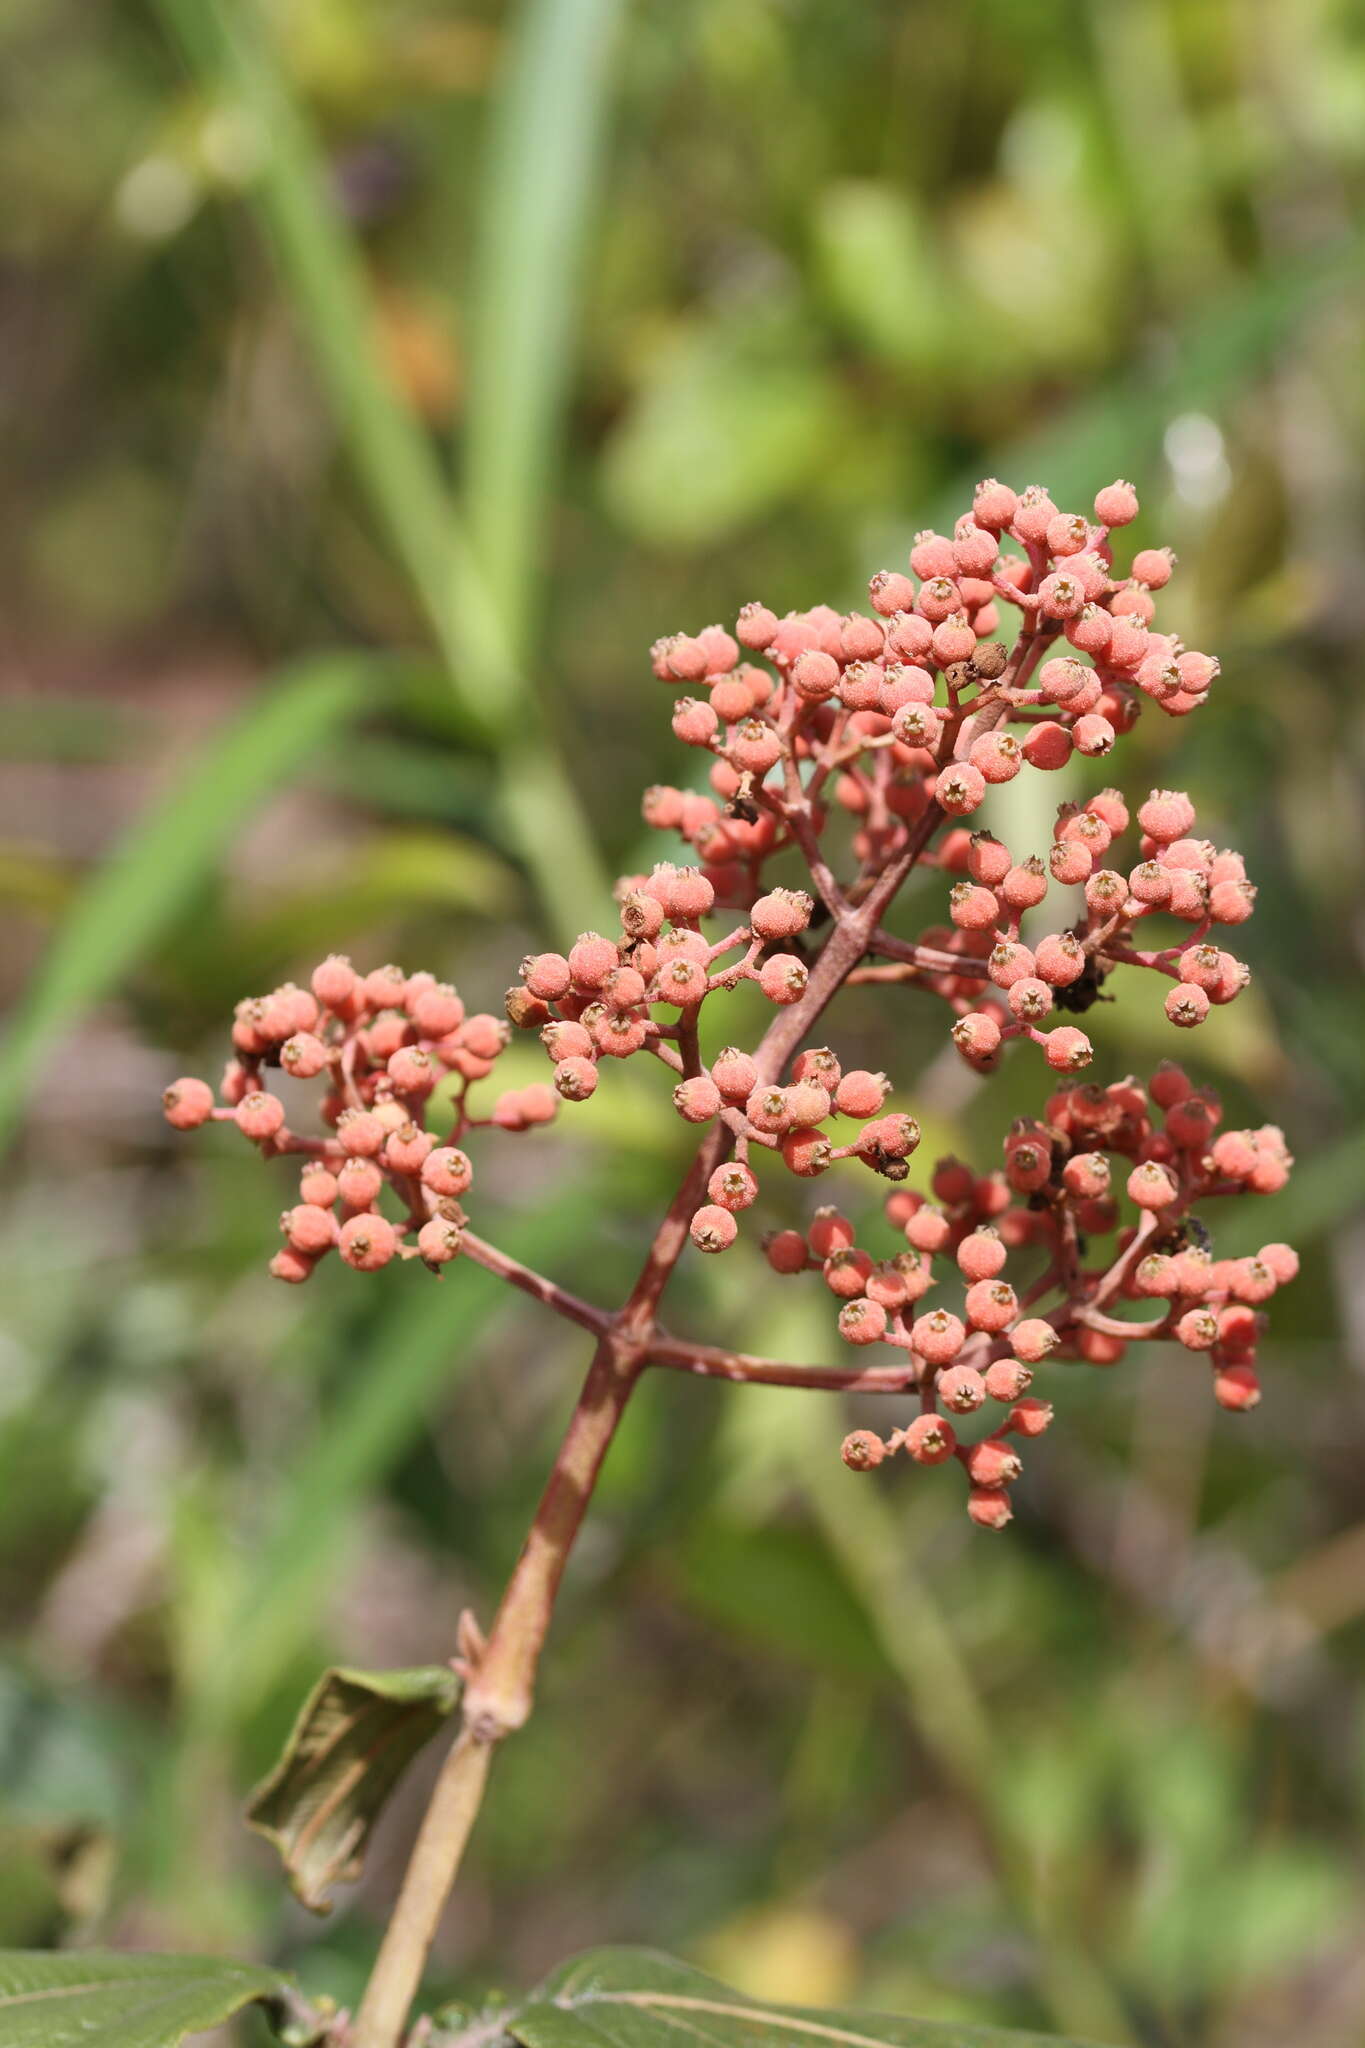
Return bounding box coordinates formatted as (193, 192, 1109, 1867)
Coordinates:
(1, 1, 1364, 2043)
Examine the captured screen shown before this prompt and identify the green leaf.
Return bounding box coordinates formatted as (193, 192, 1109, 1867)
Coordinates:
(247, 1664, 461, 1913)
(0, 653, 369, 1154)
(0, 1949, 296, 2048)
(487, 1948, 1108, 2048)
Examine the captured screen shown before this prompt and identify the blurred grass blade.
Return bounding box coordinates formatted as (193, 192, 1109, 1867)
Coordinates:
(154, 0, 492, 715)
(0, 654, 369, 1153)
(154, 0, 608, 935)
(463, 0, 625, 622)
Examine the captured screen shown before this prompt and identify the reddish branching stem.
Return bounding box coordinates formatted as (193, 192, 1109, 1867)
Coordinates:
(161, 475, 1298, 2048)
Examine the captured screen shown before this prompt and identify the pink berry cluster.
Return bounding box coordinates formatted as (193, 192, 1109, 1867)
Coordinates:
(513, 877, 925, 1249)
(642, 476, 1216, 890)
(162, 957, 537, 1282)
(163, 476, 1297, 1531)
(809, 1061, 1295, 1527)
(927, 784, 1253, 1074)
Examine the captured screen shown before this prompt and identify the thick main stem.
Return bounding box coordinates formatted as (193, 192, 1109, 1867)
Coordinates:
(351, 754, 964, 2046)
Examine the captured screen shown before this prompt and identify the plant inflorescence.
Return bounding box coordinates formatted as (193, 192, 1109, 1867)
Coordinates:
(163, 476, 1299, 2046)
(165, 475, 1295, 1535)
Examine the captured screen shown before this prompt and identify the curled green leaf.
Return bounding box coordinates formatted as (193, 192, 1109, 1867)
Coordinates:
(247, 1664, 461, 1913)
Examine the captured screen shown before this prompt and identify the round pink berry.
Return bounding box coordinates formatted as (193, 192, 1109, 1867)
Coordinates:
(1007, 1396, 1054, 1437)
(758, 954, 809, 1005)
(673, 1075, 722, 1124)
(951, 1012, 1003, 1061)
(416, 1217, 462, 1265)
(1094, 479, 1139, 526)
(282, 1203, 337, 1256)
(1021, 722, 1073, 771)
(790, 649, 840, 701)
(339, 1212, 398, 1271)
(838, 1298, 888, 1345)
(905, 1413, 958, 1464)
(912, 1310, 966, 1367)
(163, 1076, 215, 1130)
(966, 1486, 1014, 1531)
(712, 1047, 759, 1102)
(972, 479, 1018, 532)
(1012, 1319, 1059, 1363)
(1165, 985, 1210, 1029)
(554, 1056, 599, 1102)
(984, 1358, 1033, 1402)
(1042, 1026, 1092, 1072)
(568, 933, 620, 990)
(690, 1204, 738, 1253)
(1132, 547, 1174, 589)
(841, 1429, 887, 1472)
(937, 1363, 986, 1413)
(1137, 790, 1196, 843)
(958, 1230, 1007, 1281)
(1127, 1160, 1177, 1210)
(312, 954, 358, 1012)
(750, 889, 814, 941)
(388, 1046, 436, 1096)
(964, 1279, 1018, 1332)
(421, 1147, 473, 1198)
(337, 1157, 383, 1209)
(736, 602, 779, 650)
(936, 763, 987, 816)
(709, 1162, 759, 1212)
(964, 1440, 1023, 1489)
(235, 1090, 286, 1143)
(968, 732, 1023, 785)
(524, 952, 573, 1002)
